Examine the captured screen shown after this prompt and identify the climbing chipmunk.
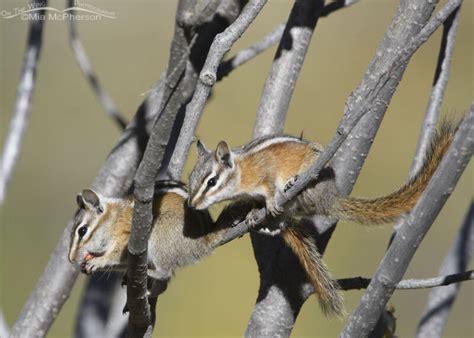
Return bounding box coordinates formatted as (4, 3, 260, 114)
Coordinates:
(68, 181, 225, 282)
(188, 121, 456, 315)
(67, 179, 340, 314)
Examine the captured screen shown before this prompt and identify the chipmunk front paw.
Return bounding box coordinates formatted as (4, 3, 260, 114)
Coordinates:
(267, 200, 284, 217)
(245, 209, 261, 228)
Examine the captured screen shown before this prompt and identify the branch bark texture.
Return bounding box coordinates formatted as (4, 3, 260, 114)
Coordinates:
(415, 202, 474, 338)
(167, 0, 268, 179)
(67, 0, 127, 130)
(409, 6, 461, 175)
(339, 270, 474, 291)
(126, 1, 248, 336)
(11, 81, 163, 338)
(245, 0, 326, 336)
(341, 104, 473, 337)
(0, 1, 46, 206)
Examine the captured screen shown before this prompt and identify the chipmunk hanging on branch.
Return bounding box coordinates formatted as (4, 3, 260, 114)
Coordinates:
(67, 180, 341, 314)
(188, 121, 456, 315)
(68, 181, 226, 283)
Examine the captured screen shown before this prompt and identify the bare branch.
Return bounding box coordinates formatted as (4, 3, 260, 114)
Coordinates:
(0, 309, 9, 338)
(0, 1, 46, 206)
(216, 23, 285, 81)
(320, 0, 359, 17)
(410, 6, 461, 177)
(11, 65, 165, 338)
(216, 0, 359, 82)
(244, 0, 326, 336)
(341, 104, 473, 337)
(126, 1, 255, 336)
(74, 273, 126, 338)
(338, 270, 474, 291)
(67, 0, 127, 130)
(167, 0, 268, 179)
(415, 202, 474, 338)
(219, 0, 462, 252)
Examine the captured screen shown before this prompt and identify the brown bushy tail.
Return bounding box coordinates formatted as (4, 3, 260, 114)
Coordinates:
(281, 224, 344, 316)
(334, 120, 456, 224)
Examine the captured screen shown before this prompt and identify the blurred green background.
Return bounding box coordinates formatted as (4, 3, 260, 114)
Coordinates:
(1, 0, 472, 337)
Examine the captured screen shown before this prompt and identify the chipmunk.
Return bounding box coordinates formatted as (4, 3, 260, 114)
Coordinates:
(188, 121, 456, 315)
(68, 181, 224, 283)
(67, 180, 339, 314)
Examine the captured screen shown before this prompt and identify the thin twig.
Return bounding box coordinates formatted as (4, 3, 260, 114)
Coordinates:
(0, 1, 46, 206)
(67, 0, 127, 130)
(167, 0, 268, 179)
(320, 0, 359, 17)
(338, 270, 474, 291)
(216, 23, 285, 81)
(410, 6, 461, 178)
(216, 0, 359, 82)
(218, 0, 463, 247)
(11, 61, 165, 338)
(341, 103, 473, 337)
(126, 1, 257, 336)
(415, 202, 474, 338)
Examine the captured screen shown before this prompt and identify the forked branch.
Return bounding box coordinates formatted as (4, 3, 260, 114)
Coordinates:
(0, 1, 46, 206)
(341, 104, 473, 337)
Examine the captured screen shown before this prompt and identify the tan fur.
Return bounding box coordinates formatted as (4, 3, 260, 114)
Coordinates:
(282, 224, 343, 316)
(188, 123, 456, 317)
(334, 121, 455, 224)
(69, 187, 227, 278)
(239, 141, 319, 191)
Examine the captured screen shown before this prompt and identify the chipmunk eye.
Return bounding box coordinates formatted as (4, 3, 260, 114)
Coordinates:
(207, 177, 216, 187)
(78, 226, 88, 238)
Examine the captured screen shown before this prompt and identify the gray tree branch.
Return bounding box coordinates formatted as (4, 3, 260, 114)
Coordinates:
(217, 23, 285, 81)
(0, 0, 46, 206)
(167, 0, 268, 179)
(215, 2, 462, 336)
(11, 57, 165, 338)
(415, 202, 474, 338)
(338, 270, 474, 291)
(341, 103, 473, 337)
(244, 0, 326, 336)
(67, 0, 127, 130)
(0, 309, 9, 338)
(126, 1, 249, 336)
(389, 4, 461, 248)
(219, 0, 461, 259)
(216, 0, 359, 82)
(409, 6, 461, 175)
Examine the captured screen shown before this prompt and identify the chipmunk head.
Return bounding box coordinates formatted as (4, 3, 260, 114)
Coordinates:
(188, 140, 238, 210)
(68, 189, 125, 271)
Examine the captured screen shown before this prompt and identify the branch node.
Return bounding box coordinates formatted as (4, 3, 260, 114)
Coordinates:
(200, 72, 216, 86)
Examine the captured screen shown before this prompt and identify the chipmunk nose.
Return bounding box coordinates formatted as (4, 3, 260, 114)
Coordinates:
(187, 198, 195, 209)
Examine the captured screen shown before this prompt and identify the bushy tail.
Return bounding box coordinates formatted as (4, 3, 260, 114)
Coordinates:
(334, 121, 456, 224)
(281, 224, 344, 316)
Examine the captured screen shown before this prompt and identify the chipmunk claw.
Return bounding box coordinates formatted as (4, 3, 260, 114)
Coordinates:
(245, 209, 261, 228)
(267, 201, 284, 217)
(284, 175, 299, 193)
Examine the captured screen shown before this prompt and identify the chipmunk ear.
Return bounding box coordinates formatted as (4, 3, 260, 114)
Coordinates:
(215, 141, 233, 168)
(76, 193, 85, 209)
(81, 189, 103, 213)
(196, 140, 210, 157)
